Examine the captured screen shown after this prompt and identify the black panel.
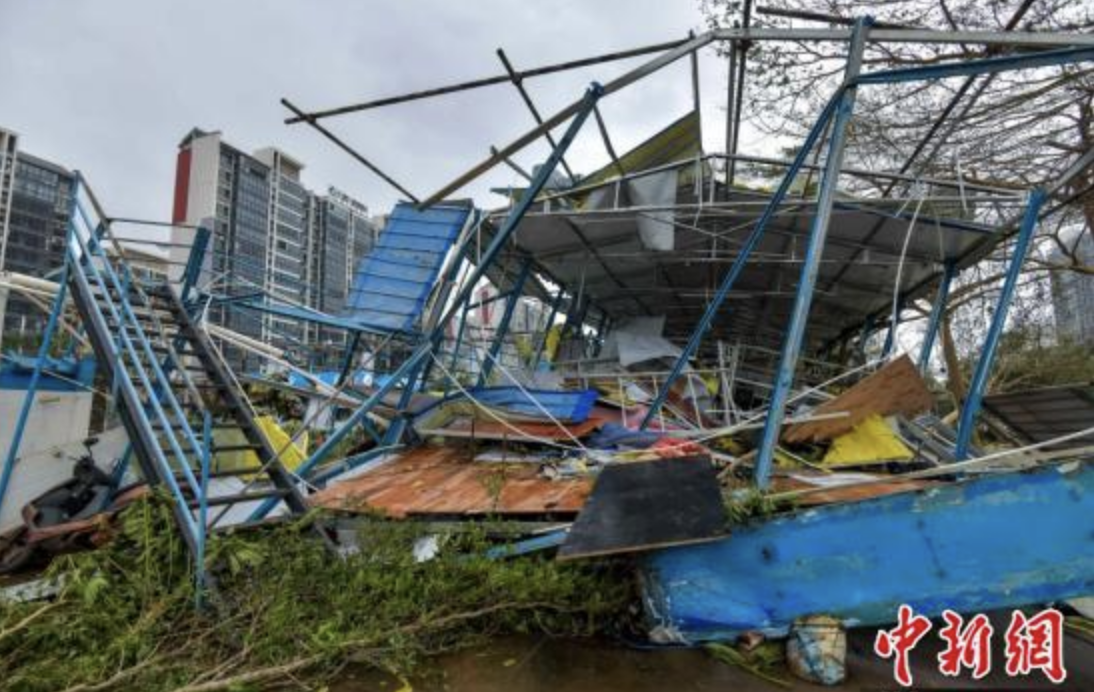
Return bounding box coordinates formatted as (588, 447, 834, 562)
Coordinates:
(558, 456, 727, 560)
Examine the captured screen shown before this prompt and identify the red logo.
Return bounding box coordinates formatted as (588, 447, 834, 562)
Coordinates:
(874, 604, 933, 687)
(937, 610, 993, 679)
(1004, 608, 1067, 683)
(874, 605, 1067, 687)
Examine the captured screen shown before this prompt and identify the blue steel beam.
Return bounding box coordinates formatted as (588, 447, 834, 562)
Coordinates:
(953, 189, 1047, 459)
(250, 82, 603, 520)
(195, 412, 212, 608)
(180, 225, 210, 303)
(637, 83, 845, 430)
(478, 257, 533, 386)
(446, 293, 473, 382)
(918, 262, 956, 373)
(753, 18, 872, 488)
(856, 46, 1094, 87)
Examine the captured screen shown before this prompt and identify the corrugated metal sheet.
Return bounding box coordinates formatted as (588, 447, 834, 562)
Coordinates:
(309, 445, 591, 517)
(345, 201, 471, 333)
(983, 385, 1094, 448)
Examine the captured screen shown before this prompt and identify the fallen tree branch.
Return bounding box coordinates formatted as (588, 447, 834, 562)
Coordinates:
(0, 601, 64, 644)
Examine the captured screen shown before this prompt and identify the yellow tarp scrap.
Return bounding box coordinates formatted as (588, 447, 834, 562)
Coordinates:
(257, 416, 308, 471)
(544, 324, 562, 363)
(212, 416, 308, 473)
(821, 414, 913, 467)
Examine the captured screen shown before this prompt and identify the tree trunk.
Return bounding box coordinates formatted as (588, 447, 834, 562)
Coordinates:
(940, 309, 965, 409)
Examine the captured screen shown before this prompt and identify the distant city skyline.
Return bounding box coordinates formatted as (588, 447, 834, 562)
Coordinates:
(0, 1, 719, 236)
(170, 127, 377, 367)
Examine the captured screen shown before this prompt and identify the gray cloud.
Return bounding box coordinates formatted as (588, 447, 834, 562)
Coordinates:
(0, 0, 736, 237)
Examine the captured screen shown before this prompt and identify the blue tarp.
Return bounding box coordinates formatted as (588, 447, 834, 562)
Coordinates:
(345, 201, 471, 333)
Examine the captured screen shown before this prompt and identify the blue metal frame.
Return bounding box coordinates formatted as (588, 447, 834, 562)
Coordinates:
(71, 202, 206, 496)
(753, 18, 871, 488)
(195, 411, 212, 607)
(57, 179, 202, 544)
(477, 257, 533, 386)
(0, 185, 80, 514)
(637, 24, 1094, 434)
(638, 75, 847, 430)
(249, 82, 604, 520)
(918, 261, 955, 372)
(180, 225, 210, 303)
(857, 46, 1094, 87)
(953, 189, 1047, 459)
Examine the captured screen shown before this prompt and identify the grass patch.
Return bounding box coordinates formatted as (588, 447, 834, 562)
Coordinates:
(0, 497, 634, 691)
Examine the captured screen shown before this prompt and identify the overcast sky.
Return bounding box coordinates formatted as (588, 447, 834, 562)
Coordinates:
(0, 0, 743, 236)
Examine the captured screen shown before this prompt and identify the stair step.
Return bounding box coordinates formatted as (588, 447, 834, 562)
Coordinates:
(211, 443, 264, 452)
(170, 467, 266, 481)
(150, 420, 244, 430)
(189, 489, 288, 509)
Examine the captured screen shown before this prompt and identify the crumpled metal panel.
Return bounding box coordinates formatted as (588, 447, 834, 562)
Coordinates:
(983, 385, 1094, 448)
(346, 201, 471, 333)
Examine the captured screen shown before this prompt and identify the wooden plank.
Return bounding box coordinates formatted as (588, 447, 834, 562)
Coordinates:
(558, 456, 727, 560)
(783, 355, 933, 444)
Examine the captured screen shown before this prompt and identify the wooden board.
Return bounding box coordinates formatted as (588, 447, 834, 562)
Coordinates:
(558, 457, 727, 560)
(783, 355, 933, 444)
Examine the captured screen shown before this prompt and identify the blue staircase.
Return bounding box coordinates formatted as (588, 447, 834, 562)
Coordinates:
(345, 201, 472, 333)
(62, 181, 309, 563)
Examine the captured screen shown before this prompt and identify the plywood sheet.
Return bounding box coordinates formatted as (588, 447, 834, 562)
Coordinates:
(558, 457, 726, 560)
(783, 355, 933, 444)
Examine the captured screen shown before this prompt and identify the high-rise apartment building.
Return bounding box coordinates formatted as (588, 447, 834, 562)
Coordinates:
(171, 128, 377, 367)
(308, 187, 374, 352)
(1050, 232, 1094, 345)
(0, 128, 78, 336)
(0, 129, 18, 268)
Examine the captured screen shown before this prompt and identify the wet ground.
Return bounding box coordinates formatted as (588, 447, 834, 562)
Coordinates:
(332, 626, 1094, 692)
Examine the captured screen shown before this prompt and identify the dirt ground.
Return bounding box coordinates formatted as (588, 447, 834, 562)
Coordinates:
(332, 623, 1094, 692)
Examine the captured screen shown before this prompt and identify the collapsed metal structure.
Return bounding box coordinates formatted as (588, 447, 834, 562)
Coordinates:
(3, 16, 1094, 603)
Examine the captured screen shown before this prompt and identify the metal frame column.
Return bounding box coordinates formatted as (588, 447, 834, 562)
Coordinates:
(953, 190, 1046, 459)
(753, 18, 872, 488)
(478, 257, 533, 386)
(918, 261, 956, 372)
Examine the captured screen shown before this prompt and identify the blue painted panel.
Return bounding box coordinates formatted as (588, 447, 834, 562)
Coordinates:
(642, 461, 1094, 642)
(0, 355, 97, 392)
(346, 201, 471, 334)
(470, 387, 599, 423)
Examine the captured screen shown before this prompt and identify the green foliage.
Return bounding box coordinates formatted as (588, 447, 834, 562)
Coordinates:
(705, 641, 791, 688)
(723, 488, 782, 525)
(988, 331, 1094, 393)
(0, 498, 632, 691)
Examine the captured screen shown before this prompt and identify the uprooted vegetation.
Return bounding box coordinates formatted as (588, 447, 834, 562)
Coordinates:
(0, 498, 634, 692)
